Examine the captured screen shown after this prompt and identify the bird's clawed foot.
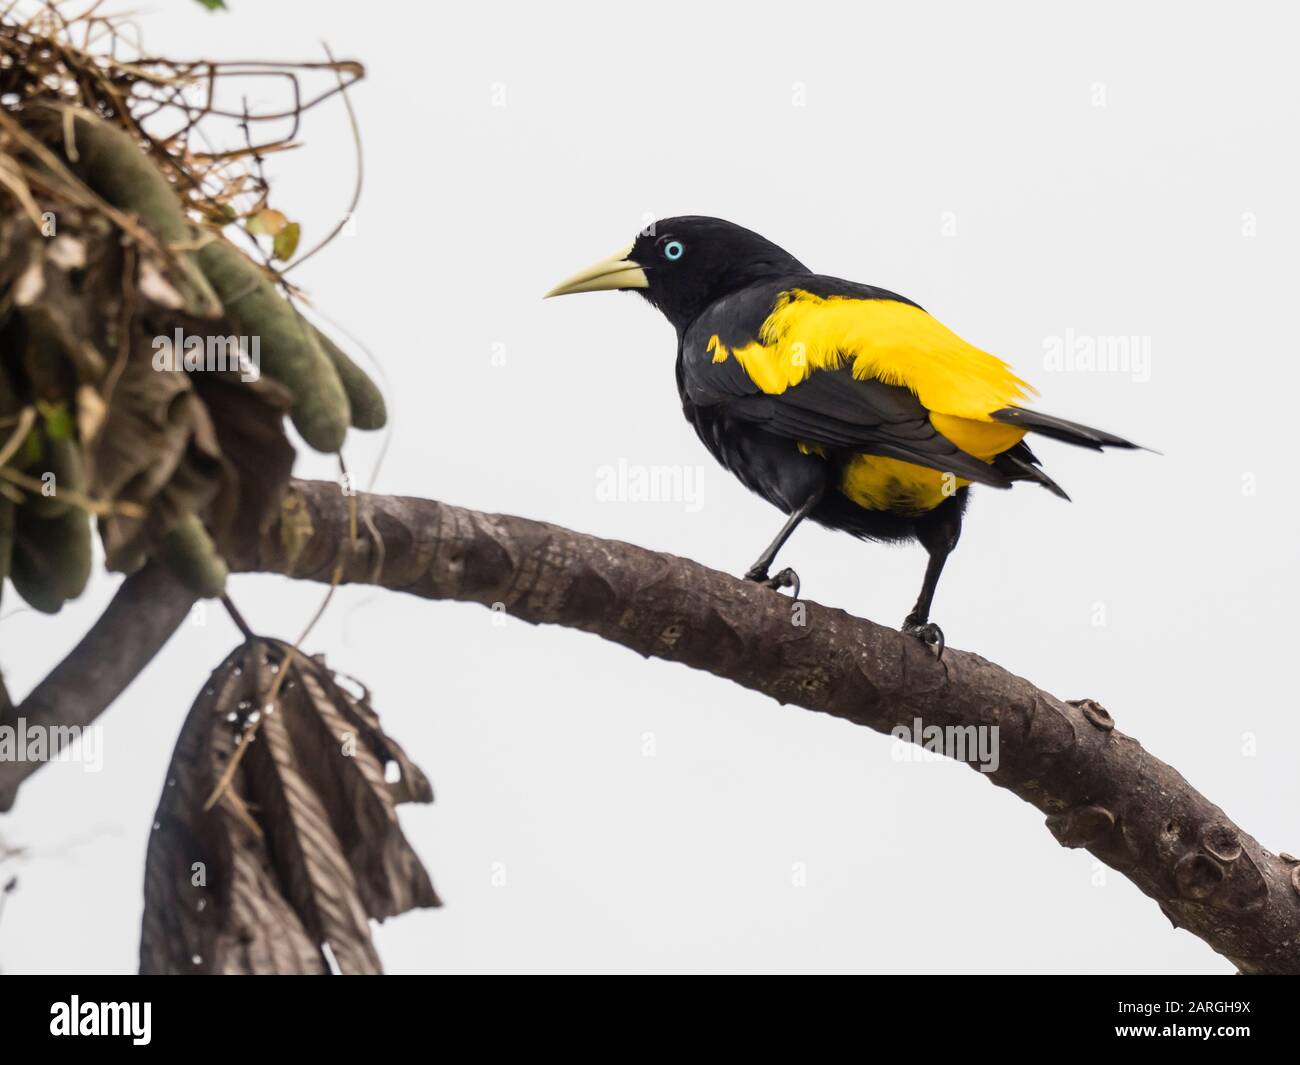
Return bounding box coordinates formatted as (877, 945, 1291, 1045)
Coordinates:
(744, 565, 801, 599)
(902, 618, 945, 658)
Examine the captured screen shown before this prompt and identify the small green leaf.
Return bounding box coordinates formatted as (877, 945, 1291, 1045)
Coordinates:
(272, 221, 301, 262)
(195, 0, 227, 10)
(36, 401, 75, 442)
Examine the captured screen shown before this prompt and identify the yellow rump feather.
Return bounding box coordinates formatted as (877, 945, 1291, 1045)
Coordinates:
(840, 455, 962, 513)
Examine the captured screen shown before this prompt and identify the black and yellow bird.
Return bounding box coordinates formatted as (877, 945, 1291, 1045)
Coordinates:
(546, 217, 1140, 652)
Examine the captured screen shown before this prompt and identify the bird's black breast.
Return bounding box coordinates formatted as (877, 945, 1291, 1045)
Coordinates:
(675, 347, 928, 544)
(675, 352, 815, 510)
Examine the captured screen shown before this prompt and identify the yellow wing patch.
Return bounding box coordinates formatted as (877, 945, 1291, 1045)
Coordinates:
(707, 290, 1037, 423)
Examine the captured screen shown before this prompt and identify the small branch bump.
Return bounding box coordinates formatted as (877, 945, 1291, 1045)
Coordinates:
(1202, 824, 1243, 863)
(1046, 804, 1116, 848)
(1174, 852, 1225, 900)
(1069, 698, 1114, 732)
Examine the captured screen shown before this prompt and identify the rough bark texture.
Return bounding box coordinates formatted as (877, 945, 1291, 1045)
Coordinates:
(6, 479, 1300, 971)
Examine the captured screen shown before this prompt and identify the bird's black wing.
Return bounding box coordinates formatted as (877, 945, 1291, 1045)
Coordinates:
(723, 373, 1011, 486)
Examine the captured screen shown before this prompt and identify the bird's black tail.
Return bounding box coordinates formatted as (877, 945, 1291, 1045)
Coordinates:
(988, 407, 1148, 502)
(992, 442, 1070, 500)
(990, 407, 1142, 451)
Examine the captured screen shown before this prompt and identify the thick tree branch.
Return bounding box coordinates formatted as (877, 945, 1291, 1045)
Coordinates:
(5, 479, 1298, 971)
(0, 560, 197, 809)
(249, 480, 1300, 973)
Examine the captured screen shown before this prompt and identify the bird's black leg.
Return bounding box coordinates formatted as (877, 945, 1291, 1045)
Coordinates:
(902, 551, 950, 656)
(903, 499, 964, 657)
(744, 489, 823, 598)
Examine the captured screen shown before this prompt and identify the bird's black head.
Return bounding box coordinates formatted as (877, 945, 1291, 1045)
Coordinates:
(546, 216, 809, 332)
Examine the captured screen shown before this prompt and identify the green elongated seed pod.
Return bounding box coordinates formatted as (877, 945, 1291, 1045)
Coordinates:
(42, 107, 221, 317)
(9, 504, 92, 614)
(25, 433, 85, 519)
(196, 240, 350, 452)
(313, 328, 386, 430)
(62, 114, 188, 246)
(161, 514, 228, 599)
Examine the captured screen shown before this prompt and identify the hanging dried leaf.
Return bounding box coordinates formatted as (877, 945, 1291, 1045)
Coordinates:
(140, 639, 438, 975)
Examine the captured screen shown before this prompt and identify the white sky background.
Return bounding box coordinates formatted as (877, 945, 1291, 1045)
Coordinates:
(2, 0, 1298, 974)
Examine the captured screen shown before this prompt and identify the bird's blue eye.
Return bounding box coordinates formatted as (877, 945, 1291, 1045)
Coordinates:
(664, 240, 684, 261)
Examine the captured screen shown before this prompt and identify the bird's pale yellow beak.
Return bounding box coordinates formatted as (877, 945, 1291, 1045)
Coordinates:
(544, 243, 648, 298)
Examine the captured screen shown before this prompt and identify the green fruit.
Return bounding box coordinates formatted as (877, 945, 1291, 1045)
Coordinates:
(162, 514, 228, 599)
(10, 504, 92, 614)
(25, 431, 85, 519)
(42, 106, 220, 317)
(196, 240, 350, 452)
(314, 329, 386, 431)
